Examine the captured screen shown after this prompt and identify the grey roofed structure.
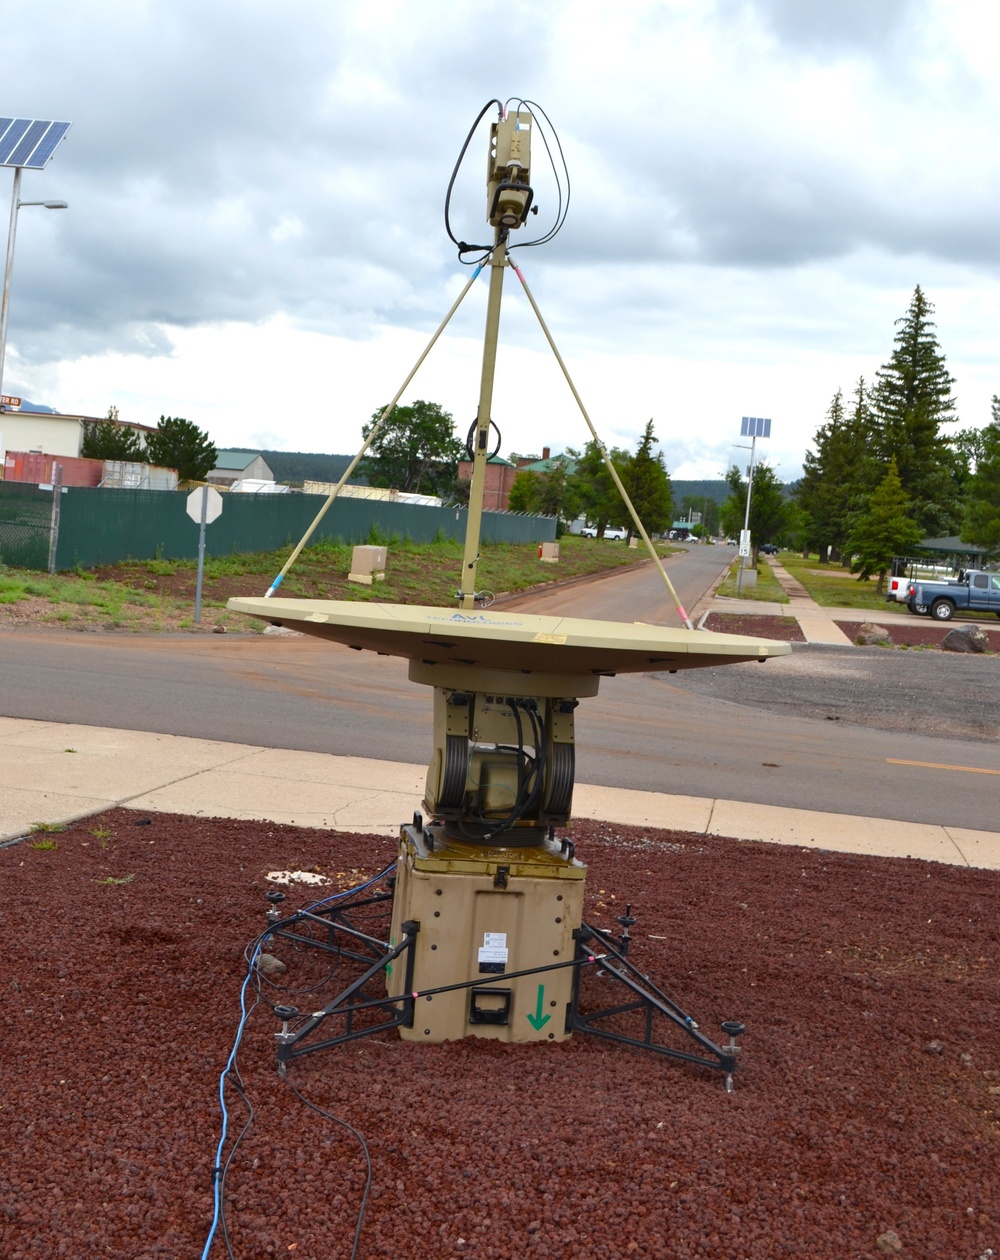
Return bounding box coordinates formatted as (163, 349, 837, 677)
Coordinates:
(208, 450, 275, 487)
(920, 536, 996, 567)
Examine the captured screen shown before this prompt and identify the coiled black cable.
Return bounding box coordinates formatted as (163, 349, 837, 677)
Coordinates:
(444, 97, 571, 262)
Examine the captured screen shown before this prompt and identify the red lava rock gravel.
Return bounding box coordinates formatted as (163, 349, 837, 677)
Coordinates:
(832, 621, 1000, 652)
(702, 613, 806, 642)
(704, 611, 1000, 652)
(3, 808, 998, 1259)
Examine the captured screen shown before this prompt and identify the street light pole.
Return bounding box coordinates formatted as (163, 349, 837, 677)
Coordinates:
(0, 167, 68, 407)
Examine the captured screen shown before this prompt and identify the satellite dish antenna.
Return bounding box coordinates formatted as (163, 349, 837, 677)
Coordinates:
(229, 102, 788, 1083)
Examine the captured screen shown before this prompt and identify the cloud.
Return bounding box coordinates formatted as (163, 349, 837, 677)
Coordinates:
(2, 0, 999, 475)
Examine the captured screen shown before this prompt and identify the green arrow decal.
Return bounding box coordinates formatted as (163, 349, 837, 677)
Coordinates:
(527, 984, 551, 1031)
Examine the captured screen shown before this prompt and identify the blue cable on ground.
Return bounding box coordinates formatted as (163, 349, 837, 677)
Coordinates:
(200, 859, 397, 1257)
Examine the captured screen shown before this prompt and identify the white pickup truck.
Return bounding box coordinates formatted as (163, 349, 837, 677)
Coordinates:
(886, 558, 957, 612)
(580, 525, 627, 540)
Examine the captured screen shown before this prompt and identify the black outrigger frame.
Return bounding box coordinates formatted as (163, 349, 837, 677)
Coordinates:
(266, 884, 740, 1087)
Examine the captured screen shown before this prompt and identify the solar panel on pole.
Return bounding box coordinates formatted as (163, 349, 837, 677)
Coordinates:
(0, 119, 72, 170)
(0, 117, 72, 414)
(740, 415, 771, 439)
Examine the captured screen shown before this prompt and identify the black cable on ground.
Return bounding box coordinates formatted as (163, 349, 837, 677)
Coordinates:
(281, 1069, 374, 1260)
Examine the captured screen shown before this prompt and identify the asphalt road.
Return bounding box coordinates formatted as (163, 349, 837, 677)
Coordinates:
(502, 540, 725, 624)
(1, 545, 996, 832)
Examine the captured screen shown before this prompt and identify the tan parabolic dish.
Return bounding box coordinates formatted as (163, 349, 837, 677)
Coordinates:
(227, 598, 792, 675)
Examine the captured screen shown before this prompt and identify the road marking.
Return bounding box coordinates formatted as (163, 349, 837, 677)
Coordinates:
(886, 758, 1000, 777)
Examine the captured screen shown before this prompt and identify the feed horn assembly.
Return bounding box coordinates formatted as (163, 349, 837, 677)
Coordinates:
(228, 101, 790, 1087)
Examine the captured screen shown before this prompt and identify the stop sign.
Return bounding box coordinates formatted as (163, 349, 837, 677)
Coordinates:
(186, 485, 223, 525)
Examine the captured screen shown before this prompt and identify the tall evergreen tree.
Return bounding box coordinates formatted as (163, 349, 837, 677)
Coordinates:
(620, 419, 672, 536)
(872, 286, 958, 536)
(844, 457, 923, 593)
(144, 416, 217, 482)
(961, 396, 1000, 553)
(798, 379, 880, 561)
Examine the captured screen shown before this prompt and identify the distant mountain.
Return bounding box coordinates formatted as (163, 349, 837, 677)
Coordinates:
(12, 399, 56, 414)
(671, 479, 730, 505)
(672, 477, 796, 503)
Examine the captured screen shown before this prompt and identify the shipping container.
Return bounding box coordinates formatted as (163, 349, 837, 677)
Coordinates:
(2, 451, 104, 487)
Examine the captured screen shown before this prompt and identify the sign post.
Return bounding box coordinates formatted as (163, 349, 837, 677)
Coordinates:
(186, 485, 223, 623)
(736, 416, 771, 595)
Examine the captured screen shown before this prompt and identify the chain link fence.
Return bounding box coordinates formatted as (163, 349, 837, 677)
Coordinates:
(0, 483, 53, 570)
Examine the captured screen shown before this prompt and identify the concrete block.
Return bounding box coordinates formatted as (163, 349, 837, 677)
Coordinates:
(349, 544, 387, 585)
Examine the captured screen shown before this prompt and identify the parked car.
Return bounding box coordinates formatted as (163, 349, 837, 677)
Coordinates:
(580, 525, 627, 540)
(759, 543, 778, 555)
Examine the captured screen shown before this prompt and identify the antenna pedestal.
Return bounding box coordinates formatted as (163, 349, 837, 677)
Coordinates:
(389, 819, 584, 1043)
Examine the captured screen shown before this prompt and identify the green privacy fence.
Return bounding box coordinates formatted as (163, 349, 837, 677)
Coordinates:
(0, 483, 53, 570)
(0, 484, 556, 571)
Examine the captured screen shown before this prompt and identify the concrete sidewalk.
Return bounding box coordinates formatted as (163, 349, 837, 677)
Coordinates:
(691, 555, 852, 644)
(3, 716, 998, 870)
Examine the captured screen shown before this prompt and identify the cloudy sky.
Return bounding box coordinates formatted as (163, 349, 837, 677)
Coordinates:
(3, 0, 999, 481)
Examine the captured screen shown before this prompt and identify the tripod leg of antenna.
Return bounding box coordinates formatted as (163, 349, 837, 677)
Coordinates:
(510, 259, 695, 630)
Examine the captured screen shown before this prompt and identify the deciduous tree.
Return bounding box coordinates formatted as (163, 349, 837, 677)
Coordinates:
(507, 462, 579, 521)
(961, 396, 1000, 554)
(721, 461, 789, 554)
(361, 401, 463, 498)
(567, 440, 630, 536)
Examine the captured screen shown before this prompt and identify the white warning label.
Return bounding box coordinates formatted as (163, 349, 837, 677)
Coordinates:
(477, 931, 509, 965)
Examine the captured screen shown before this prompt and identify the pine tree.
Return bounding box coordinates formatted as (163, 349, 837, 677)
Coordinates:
(961, 396, 1000, 553)
(144, 416, 217, 482)
(844, 457, 923, 593)
(81, 406, 146, 462)
(620, 420, 672, 536)
(872, 286, 958, 536)
(798, 380, 881, 561)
